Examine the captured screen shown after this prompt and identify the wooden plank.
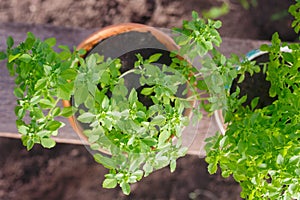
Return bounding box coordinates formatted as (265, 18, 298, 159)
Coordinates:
(0, 23, 268, 156)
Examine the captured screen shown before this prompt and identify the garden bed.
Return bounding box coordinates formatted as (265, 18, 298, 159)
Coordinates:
(0, 0, 296, 199)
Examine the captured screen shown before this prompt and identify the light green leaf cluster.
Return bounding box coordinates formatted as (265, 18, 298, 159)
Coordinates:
(0, 11, 225, 195)
(173, 11, 222, 61)
(2, 32, 80, 150)
(2, 9, 280, 197)
(289, 1, 300, 37)
(74, 52, 193, 194)
(205, 31, 300, 199)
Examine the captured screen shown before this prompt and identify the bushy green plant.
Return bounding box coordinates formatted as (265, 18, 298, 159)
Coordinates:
(289, 0, 300, 37)
(0, 12, 223, 194)
(205, 2, 300, 199)
(1, 1, 298, 197)
(206, 35, 300, 199)
(1, 34, 82, 149)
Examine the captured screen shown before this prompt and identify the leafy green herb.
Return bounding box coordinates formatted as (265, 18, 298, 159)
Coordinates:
(0, 9, 228, 194)
(205, 18, 300, 199)
(3, 4, 299, 197)
(1, 32, 81, 150)
(289, 1, 300, 36)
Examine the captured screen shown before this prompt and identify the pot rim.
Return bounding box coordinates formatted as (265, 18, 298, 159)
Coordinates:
(77, 22, 178, 53)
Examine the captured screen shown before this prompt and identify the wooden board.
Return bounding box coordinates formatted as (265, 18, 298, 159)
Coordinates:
(0, 22, 267, 156)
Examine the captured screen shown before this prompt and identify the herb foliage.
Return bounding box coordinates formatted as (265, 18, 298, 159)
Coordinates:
(205, 2, 300, 199)
(0, 12, 222, 194)
(2, 33, 82, 150)
(1, 2, 299, 197)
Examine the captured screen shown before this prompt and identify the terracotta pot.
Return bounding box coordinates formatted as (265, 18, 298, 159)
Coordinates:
(62, 23, 181, 146)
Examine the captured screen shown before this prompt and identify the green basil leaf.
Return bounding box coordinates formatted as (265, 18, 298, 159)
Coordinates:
(158, 130, 171, 147)
(120, 182, 131, 195)
(141, 137, 157, 147)
(33, 107, 44, 119)
(208, 161, 218, 174)
(170, 159, 176, 173)
(45, 120, 63, 131)
(59, 68, 78, 80)
(57, 81, 74, 100)
(39, 99, 54, 109)
(102, 178, 117, 189)
(8, 53, 21, 63)
(148, 53, 162, 63)
(276, 154, 284, 165)
(128, 89, 138, 104)
(101, 96, 110, 110)
(19, 54, 32, 63)
(151, 115, 166, 126)
(13, 87, 24, 98)
(77, 112, 95, 123)
(143, 162, 153, 177)
(18, 125, 29, 135)
(44, 37, 56, 47)
(40, 137, 56, 148)
(250, 97, 260, 110)
(26, 138, 35, 151)
(132, 170, 143, 181)
(6, 36, 14, 48)
(94, 153, 117, 169)
(60, 106, 75, 117)
(101, 71, 110, 85)
(219, 135, 229, 148)
(74, 85, 89, 106)
(140, 87, 154, 96)
(52, 107, 61, 117)
(35, 78, 47, 91)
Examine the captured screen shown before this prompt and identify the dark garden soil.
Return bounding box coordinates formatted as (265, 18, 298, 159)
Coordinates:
(0, 0, 297, 200)
(231, 53, 278, 109)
